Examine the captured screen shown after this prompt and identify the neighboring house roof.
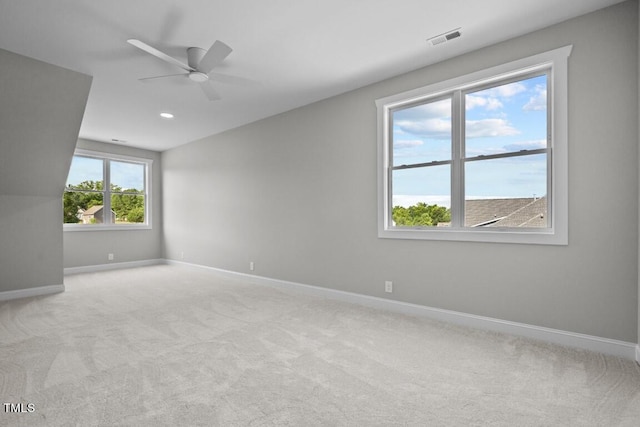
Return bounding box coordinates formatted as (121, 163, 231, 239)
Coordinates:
(82, 205, 104, 215)
(489, 197, 547, 227)
(465, 197, 547, 228)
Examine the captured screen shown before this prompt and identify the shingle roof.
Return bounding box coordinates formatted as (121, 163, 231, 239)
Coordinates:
(82, 205, 104, 215)
(465, 197, 547, 228)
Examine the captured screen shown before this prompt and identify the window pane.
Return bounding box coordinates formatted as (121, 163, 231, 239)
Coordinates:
(66, 156, 103, 190)
(392, 98, 451, 165)
(392, 165, 451, 227)
(63, 150, 151, 228)
(111, 194, 145, 224)
(111, 161, 145, 193)
(464, 154, 547, 228)
(63, 192, 105, 225)
(465, 74, 547, 158)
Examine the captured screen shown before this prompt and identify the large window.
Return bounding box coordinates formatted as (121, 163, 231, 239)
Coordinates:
(376, 46, 571, 244)
(63, 149, 152, 230)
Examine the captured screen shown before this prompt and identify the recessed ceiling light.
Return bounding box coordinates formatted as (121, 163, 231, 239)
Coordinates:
(160, 112, 174, 119)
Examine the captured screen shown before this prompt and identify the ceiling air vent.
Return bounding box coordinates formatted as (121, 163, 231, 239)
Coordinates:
(427, 28, 462, 46)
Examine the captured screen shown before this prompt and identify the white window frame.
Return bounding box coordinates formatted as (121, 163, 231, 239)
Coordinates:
(63, 148, 153, 231)
(376, 45, 571, 245)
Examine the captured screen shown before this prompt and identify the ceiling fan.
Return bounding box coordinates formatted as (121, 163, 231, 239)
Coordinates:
(127, 38, 234, 101)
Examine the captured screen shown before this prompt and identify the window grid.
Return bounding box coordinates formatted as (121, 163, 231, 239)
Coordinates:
(388, 71, 550, 230)
(64, 149, 152, 230)
(376, 45, 571, 244)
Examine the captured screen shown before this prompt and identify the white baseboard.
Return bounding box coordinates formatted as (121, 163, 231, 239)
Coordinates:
(166, 259, 638, 361)
(0, 284, 65, 302)
(64, 259, 164, 275)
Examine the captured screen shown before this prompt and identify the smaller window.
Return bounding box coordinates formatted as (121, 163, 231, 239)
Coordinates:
(63, 149, 152, 230)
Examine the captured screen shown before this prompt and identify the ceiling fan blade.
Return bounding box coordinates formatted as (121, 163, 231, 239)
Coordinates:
(199, 80, 221, 101)
(127, 39, 194, 72)
(139, 73, 188, 82)
(197, 40, 232, 74)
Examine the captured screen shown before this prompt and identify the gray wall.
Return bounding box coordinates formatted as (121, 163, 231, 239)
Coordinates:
(63, 139, 162, 268)
(0, 48, 91, 292)
(162, 2, 639, 342)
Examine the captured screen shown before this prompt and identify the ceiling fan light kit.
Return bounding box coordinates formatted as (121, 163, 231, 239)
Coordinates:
(188, 72, 208, 82)
(127, 38, 233, 101)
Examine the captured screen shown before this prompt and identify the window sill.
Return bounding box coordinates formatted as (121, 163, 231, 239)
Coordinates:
(63, 224, 152, 232)
(379, 227, 567, 245)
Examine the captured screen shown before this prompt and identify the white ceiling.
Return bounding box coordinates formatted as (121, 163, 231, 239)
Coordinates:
(0, 0, 625, 152)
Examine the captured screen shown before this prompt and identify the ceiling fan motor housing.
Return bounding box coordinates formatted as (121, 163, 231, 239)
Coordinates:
(187, 47, 209, 82)
(187, 47, 206, 69)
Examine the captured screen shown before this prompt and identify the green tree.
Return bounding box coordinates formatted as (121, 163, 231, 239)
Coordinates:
(127, 206, 145, 223)
(63, 181, 144, 224)
(111, 194, 144, 222)
(111, 184, 144, 223)
(392, 202, 451, 227)
(63, 180, 104, 223)
(63, 191, 84, 223)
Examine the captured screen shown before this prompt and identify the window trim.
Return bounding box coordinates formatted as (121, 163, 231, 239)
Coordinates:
(376, 45, 572, 245)
(63, 148, 153, 231)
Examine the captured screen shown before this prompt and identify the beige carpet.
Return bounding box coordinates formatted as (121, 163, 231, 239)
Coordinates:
(1, 264, 639, 426)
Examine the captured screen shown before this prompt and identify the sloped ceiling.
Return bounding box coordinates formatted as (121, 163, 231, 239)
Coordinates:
(0, 0, 626, 151)
(0, 48, 92, 197)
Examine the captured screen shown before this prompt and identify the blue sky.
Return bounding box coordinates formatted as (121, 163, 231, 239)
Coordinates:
(391, 74, 547, 208)
(66, 157, 144, 191)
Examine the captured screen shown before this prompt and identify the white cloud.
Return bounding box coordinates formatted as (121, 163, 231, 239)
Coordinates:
(503, 140, 547, 152)
(465, 139, 546, 158)
(418, 101, 451, 117)
(523, 85, 547, 111)
(466, 95, 503, 111)
(395, 118, 451, 139)
(394, 139, 424, 149)
(395, 99, 451, 120)
(465, 119, 520, 138)
(475, 82, 526, 98)
(396, 116, 520, 140)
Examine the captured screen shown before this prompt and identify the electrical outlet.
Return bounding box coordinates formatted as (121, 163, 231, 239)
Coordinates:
(250, 261, 255, 271)
(385, 281, 393, 293)
(108, 253, 114, 261)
